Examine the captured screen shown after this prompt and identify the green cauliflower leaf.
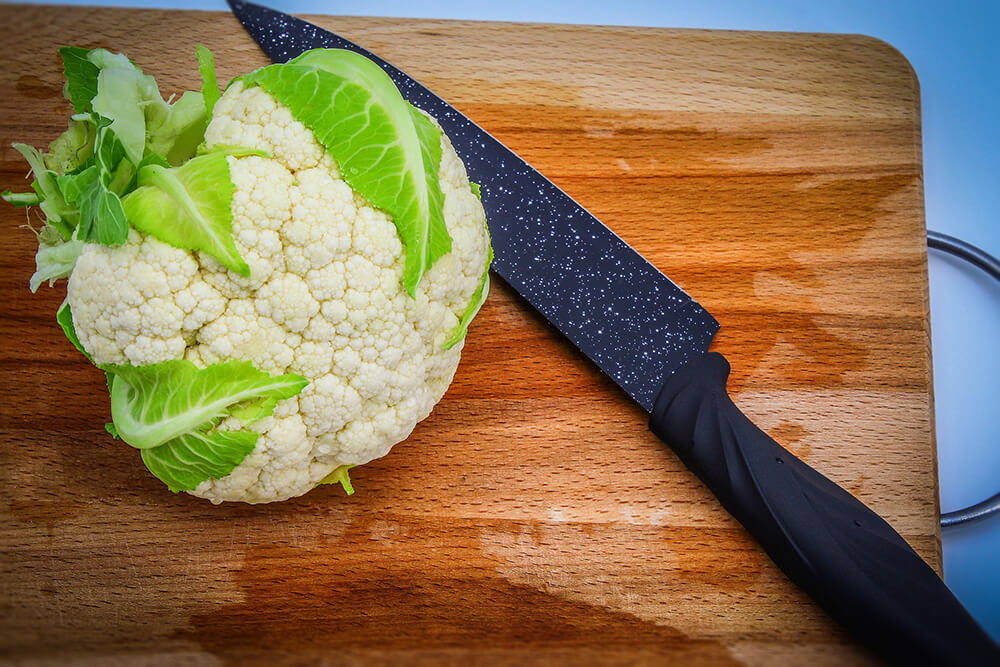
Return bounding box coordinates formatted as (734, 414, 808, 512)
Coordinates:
(102, 360, 308, 492)
(122, 150, 248, 275)
(242, 48, 452, 296)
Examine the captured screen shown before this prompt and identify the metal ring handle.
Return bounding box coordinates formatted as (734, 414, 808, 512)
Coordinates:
(927, 230, 1000, 527)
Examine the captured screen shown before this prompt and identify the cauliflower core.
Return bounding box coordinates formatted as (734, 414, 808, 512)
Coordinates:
(67, 82, 490, 503)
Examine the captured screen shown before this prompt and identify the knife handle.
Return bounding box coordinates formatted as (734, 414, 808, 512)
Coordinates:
(649, 352, 999, 666)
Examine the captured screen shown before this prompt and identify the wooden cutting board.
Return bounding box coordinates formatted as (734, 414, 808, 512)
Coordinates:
(0, 5, 934, 665)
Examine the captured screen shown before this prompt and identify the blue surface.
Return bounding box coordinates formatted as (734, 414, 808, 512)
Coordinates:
(13, 0, 1000, 641)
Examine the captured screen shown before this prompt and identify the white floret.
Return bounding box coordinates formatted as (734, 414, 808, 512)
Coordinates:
(256, 273, 319, 332)
(205, 82, 326, 172)
(68, 229, 225, 366)
(68, 82, 490, 504)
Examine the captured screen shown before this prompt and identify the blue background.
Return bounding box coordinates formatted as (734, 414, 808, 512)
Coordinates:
(13, 0, 1000, 641)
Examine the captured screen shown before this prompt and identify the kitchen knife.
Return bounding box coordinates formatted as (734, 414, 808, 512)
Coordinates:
(228, 2, 1000, 663)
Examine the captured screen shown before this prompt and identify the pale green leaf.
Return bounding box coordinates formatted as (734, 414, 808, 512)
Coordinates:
(56, 299, 91, 360)
(196, 45, 221, 119)
(443, 225, 493, 350)
(44, 117, 96, 174)
(31, 235, 83, 292)
(87, 47, 206, 168)
(122, 151, 248, 275)
(242, 48, 452, 295)
(195, 144, 269, 159)
(145, 90, 208, 167)
(102, 359, 308, 450)
(2, 191, 40, 207)
(10, 142, 75, 235)
(91, 65, 148, 164)
(408, 104, 452, 292)
(142, 429, 259, 493)
(85, 48, 136, 72)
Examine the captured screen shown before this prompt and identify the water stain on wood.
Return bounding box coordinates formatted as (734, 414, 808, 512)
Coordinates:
(182, 516, 739, 665)
(16, 74, 60, 100)
(457, 102, 917, 395)
(707, 173, 916, 393)
(849, 473, 869, 497)
(0, 432, 93, 531)
(770, 421, 811, 460)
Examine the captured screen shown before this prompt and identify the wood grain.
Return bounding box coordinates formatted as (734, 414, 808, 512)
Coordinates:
(0, 5, 932, 665)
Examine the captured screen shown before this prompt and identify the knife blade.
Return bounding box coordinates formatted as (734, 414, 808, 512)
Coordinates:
(228, 2, 1000, 663)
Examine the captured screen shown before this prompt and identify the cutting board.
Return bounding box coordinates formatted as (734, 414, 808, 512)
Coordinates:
(0, 5, 935, 665)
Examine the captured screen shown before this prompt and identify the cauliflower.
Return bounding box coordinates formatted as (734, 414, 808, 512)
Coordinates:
(66, 81, 490, 503)
(5, 46, 491, 503)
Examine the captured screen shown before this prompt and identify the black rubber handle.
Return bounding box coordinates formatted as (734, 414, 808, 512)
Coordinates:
(649, 352, 999, 666)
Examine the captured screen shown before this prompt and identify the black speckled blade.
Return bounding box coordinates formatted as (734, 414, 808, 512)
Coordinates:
(228, 0, 720, 411)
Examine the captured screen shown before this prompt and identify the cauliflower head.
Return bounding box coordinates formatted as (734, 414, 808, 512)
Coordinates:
(67, 80, 490, 503)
